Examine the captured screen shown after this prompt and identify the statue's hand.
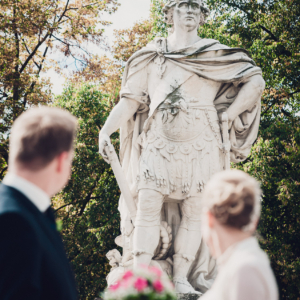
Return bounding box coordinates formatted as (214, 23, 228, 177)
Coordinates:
(225, 108, 238, 130)
(223, 141, 231, 153)
(99, 133, 113, 163)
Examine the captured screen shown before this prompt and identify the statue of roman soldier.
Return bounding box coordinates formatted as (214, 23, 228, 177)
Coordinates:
(99, 0, 264, 294)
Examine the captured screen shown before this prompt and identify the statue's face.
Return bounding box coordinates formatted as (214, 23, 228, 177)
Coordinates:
(173, 0, 202, 32)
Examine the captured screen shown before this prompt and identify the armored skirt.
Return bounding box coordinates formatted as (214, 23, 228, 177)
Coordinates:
(137, 102, 225, 200)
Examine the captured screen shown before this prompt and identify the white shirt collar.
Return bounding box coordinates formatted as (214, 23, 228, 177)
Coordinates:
(3, 173, 51, 213)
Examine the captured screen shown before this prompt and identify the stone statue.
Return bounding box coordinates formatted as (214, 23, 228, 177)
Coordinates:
(99, 0, 264, 295)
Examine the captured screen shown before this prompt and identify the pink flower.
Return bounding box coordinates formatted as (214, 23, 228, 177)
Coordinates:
(121, 278, 131, 289)
(123, 270, 134, 280)
(134, 277, 148, 292)
(139, 264, 148, 269)
(110, 281, 120, 291)
(149, 266, 162, 277)
(153, 280, 164, 293)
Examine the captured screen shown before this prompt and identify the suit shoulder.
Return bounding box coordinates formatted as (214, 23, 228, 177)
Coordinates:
(0, 184, 37, 231)
(0, 184, 25, 214)
(0, 210, 36, 240)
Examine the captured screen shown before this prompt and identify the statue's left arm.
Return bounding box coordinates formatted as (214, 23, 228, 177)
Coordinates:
(226, 75, 265, 129)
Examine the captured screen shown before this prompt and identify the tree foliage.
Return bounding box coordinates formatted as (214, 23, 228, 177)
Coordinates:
(54, 84, 121, 299)
(1, 0, 298, 298)
(0, 0, 119, 179)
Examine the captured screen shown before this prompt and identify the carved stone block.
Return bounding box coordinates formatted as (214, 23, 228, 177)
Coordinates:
(177, 293, 202, 300)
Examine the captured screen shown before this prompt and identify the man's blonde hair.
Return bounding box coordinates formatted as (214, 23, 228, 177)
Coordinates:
(9, 107, 77, 171)
(203, 170, 262, 231)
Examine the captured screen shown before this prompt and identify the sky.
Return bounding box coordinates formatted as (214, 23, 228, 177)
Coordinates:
(48, 0, 152, 95)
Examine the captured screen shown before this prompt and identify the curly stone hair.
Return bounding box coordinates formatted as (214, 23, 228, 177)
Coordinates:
(163, 0, 210, 30)
(203, 170, 262, 232)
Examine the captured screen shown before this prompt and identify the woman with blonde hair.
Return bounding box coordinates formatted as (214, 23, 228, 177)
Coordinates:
(201, 170, 278, 300)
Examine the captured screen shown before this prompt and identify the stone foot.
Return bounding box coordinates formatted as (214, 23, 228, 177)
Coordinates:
(173, 277, 202, 295)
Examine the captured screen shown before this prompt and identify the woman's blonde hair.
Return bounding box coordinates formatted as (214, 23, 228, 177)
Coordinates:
(203, 170, 262, 231)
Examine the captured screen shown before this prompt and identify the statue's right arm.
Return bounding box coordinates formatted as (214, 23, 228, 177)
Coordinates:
(98, 98, 140, 162)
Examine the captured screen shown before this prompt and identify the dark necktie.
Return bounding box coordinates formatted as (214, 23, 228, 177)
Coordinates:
(44, 207, 57, 230)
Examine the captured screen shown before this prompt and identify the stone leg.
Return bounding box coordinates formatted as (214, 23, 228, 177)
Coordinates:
(133, 189, 164, 268)
(173, 196, 202, 294)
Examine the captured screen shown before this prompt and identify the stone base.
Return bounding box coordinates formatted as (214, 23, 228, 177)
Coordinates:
(96, 293, 201, 300)
(177, 293, 201, 300)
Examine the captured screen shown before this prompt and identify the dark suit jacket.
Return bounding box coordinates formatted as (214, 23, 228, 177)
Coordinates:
(0, 184, 78, 300)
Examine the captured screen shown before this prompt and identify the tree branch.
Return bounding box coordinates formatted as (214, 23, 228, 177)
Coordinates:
(57, 0, 71, 23)
(261, 100, 276, 116)
(52, 35, 72, 46)
(19, 0, 72, 74)
(12, 7, 20, 120)
(289, 89, 300, 96)
(55, 200, 82, 212)
(22, 38, 40, 69)
(281, 108, 292, 117)
(52, 35, 91, 57)
(78, 180, 99, 216)
(0, 167, 8, 180)
(259, 25, 278, 42)
(38, 36, 52, 72)
(22, 34, 52, 108)
(19, 33, 50, 74)
(65, 2, 99, 11)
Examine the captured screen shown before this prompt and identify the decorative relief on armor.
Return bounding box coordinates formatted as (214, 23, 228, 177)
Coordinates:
(166, 144, 178, 154)
(197, 179, 206, 193)
(146, 131, 156, 143)
(153, 38, 167, 79)
(154, 55, 167, 79)
(180, 144, 192, 155)
(204, 108, 222, 145)
(154, 138, 166, 149)
(137, 106, 222, 198)
(193, 139, 205, 151)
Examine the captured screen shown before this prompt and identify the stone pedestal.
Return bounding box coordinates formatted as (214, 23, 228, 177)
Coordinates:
(96, 294, 201, 300)
(177, 293, 201, 300)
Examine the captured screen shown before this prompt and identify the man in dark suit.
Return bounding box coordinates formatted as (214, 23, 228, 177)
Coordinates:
(0, 107, 78, 300)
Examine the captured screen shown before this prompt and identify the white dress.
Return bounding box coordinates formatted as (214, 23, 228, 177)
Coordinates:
(201, 237, 278, 300)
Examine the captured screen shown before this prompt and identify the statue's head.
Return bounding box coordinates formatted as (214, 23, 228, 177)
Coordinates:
(163, 0, 210, 33)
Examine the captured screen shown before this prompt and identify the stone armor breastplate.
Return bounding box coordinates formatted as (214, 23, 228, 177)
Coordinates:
(153, 72, 221, 143)
(137, 72, 224, 198)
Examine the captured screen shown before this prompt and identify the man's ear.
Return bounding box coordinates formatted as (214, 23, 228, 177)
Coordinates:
(56, 152, 69, 173)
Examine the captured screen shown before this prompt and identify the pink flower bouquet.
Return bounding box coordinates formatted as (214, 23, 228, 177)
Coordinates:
(103, 267, 176, 300)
